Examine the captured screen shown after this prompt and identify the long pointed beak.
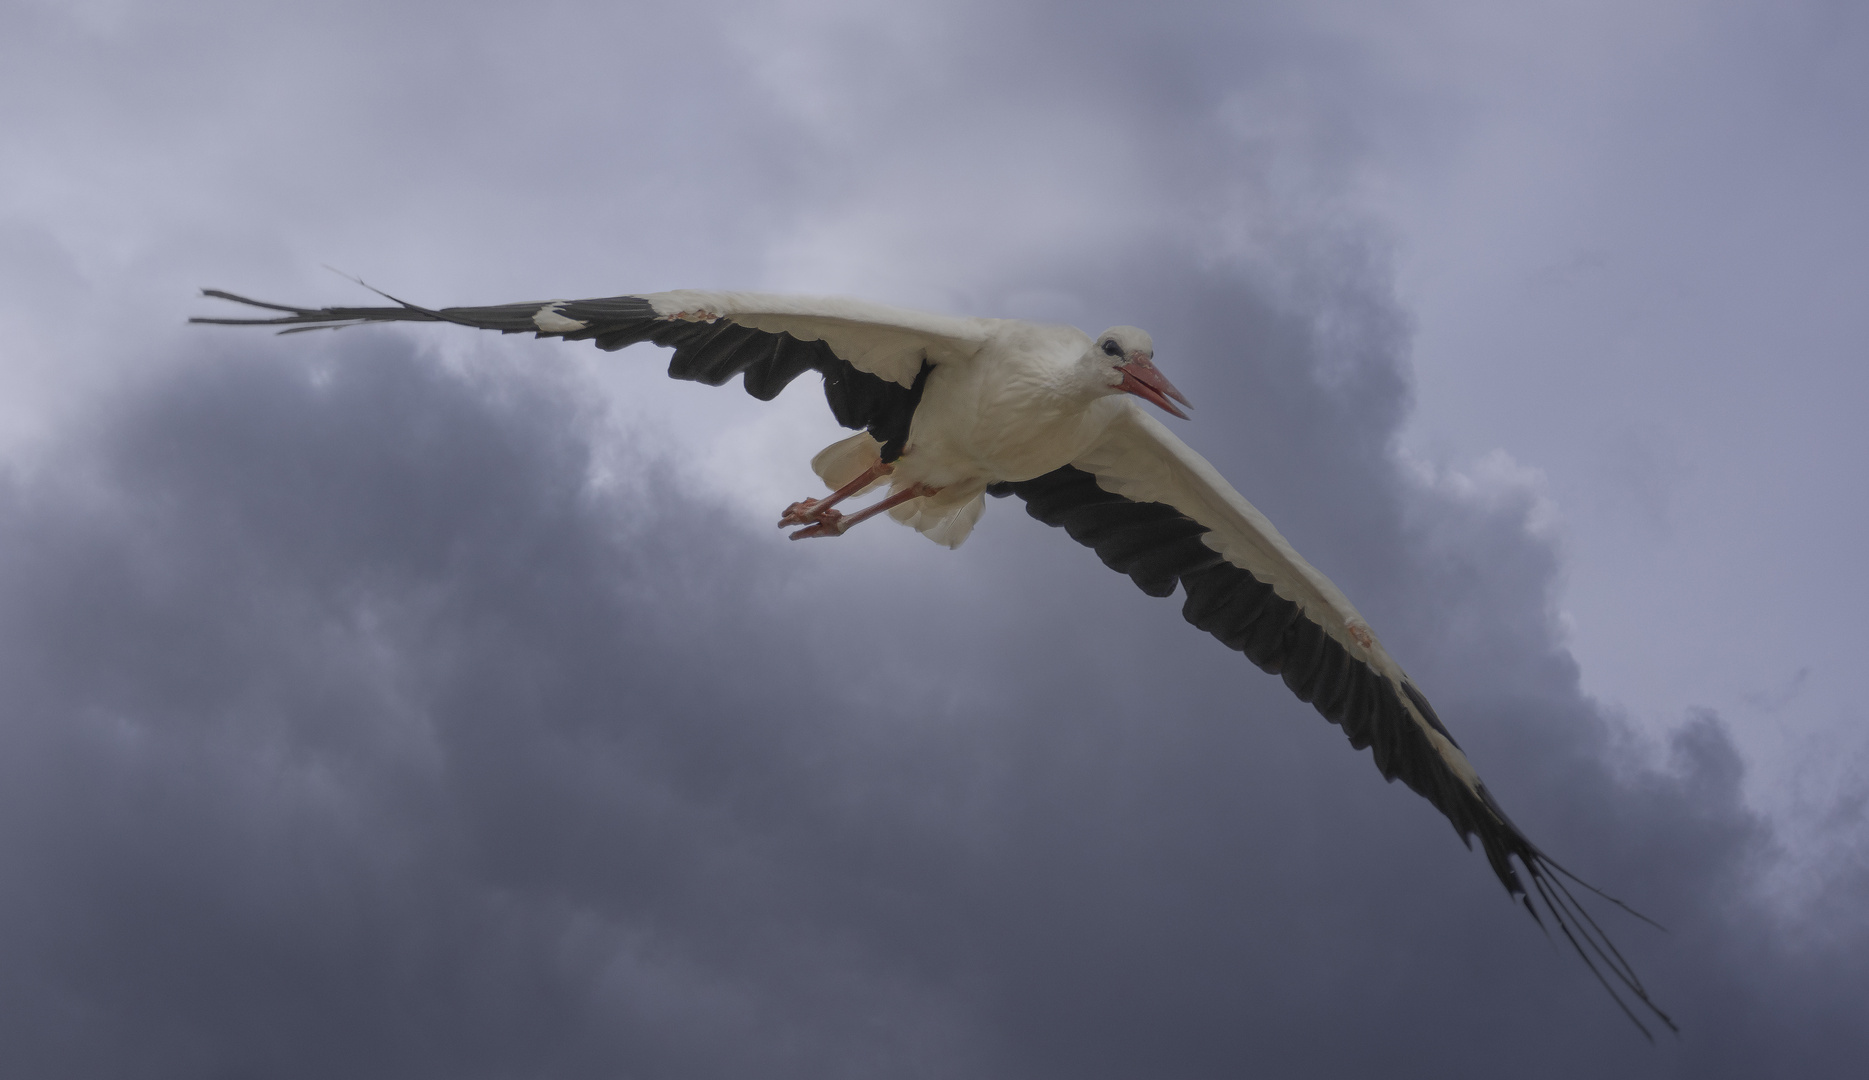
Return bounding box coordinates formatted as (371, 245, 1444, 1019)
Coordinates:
(1117, 354, 1191, 419)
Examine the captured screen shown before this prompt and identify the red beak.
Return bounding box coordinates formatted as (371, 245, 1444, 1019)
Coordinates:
(1117, 354, 1191, 419)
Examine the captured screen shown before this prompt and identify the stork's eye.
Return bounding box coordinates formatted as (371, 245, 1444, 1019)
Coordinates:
(1101, 340, 1124, 357)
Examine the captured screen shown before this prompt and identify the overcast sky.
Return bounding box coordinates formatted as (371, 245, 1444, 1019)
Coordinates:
(2, 1, 1865, 1076)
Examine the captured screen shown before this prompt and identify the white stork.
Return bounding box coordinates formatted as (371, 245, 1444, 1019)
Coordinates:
(194, 285, 1674, 1034)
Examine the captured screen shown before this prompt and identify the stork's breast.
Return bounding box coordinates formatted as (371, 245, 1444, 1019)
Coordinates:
(907, 357, 1099, 483)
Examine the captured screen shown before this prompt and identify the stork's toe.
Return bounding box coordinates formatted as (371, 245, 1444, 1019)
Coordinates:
(779, 498, 830, 528)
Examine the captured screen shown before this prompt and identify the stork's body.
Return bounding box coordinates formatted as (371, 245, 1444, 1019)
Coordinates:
(192, 282, 1671, 1035)
(910, 321, 1110, 483)
(795, 319, 1173, 545)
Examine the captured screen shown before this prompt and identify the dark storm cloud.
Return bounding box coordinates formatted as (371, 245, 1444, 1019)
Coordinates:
(0, 336, 991, 1078)
(0, 240, 1863, 1079)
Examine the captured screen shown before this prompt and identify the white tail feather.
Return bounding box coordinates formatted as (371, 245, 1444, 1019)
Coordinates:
(810, 432, 887, 491)
(891, 490, 986, 549)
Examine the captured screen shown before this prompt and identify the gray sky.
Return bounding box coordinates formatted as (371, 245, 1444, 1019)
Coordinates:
(2, 1, 1864, 1076)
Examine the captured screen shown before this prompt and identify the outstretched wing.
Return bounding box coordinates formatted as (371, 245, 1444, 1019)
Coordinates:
(990, 400, 1675, 1036)
(192, 288, 994, 463)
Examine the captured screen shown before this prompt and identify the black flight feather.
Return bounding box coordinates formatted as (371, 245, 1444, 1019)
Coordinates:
(989, 465, 1676, 1038)
(191, 289, 931, 463)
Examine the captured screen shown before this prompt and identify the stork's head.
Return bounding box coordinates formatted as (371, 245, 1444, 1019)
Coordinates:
(1092, 326, 1190, 419)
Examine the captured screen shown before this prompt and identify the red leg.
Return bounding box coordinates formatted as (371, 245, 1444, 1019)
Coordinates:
(778, 461, 893, 529)
(790, 484, 941, 540)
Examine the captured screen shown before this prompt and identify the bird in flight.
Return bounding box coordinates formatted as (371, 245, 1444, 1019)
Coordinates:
(195, 284, 1673, 1034)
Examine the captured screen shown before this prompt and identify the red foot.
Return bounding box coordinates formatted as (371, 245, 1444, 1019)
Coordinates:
(788, 519, 847, 541)
(777, 461, 894, 530)
(778, 498, 826, 528)
(788, 482, 940, 540)
(780, 500, 845, 532)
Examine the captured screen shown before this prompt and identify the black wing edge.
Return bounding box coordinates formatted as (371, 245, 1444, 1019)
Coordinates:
(989, 465, 1677, 1038)
(191, 288, 931, 462)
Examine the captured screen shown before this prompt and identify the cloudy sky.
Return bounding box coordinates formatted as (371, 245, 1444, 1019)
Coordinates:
(2, 1, 1865, 1076)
